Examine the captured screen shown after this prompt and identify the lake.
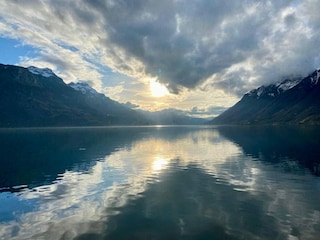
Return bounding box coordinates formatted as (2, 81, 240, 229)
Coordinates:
(0, 125, 320, 240)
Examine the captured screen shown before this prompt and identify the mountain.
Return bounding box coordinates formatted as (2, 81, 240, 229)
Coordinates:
(0, 64, 205, 127)
(210, 70, 320, 125)
(67, 81, 149, 125)
(140, 108, 207, 125)
(0, 64, 148, 127)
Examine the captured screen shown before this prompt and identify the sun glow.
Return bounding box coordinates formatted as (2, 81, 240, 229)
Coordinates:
(150, 78, 169, 97)
(152, 157, 168, 171)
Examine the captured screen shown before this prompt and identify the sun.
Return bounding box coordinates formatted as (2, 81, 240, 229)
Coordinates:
(149, 78, 169, 97)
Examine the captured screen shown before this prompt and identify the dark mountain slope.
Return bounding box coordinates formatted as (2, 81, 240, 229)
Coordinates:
(210, 70, 320, 125)
(0, 64, 206, 127)
(0, 64, 148, 127)
(68, 82, 149, 125)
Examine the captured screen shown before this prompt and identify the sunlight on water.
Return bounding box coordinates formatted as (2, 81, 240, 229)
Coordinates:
(152, 157, 168, 171)
(0, 126, 320, 239)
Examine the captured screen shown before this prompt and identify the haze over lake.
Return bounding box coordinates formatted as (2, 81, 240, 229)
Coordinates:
(0, 126, 320, 240)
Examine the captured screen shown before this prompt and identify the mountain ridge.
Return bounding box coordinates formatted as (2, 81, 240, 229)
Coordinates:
(210, 69, 320, 125)
(0, 64, 149, 126)
(0, 64, 205, 127)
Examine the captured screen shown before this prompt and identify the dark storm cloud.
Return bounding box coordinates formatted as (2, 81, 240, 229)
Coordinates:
(85, 0, 256, 92)
(1, 0, 320, 95)
(79, 0, 320, 94)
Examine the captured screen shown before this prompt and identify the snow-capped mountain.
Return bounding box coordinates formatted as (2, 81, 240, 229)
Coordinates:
(211, 69, 320, 125)
(0, 64, 149, 127)
(246, 77, 303, 99)
(0, 63, 203, 127)
(68, 82, 100, 96)
(27, 66, 56, 78)
(276, 78, 303, 91)
(246, 70, 320, 100)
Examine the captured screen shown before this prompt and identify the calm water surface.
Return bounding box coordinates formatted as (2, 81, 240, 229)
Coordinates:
(0, 126, 320, 240)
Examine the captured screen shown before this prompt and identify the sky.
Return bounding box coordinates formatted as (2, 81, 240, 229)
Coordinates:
(0, 0, 319, 117)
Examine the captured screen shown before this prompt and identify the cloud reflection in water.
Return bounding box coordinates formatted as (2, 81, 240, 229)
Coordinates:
(0, 126, 319, 239)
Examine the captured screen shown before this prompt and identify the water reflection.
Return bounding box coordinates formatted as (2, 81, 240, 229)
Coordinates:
(218, 125, 320, 175)
(92, 162, 285, 240)
(0, 126, 319, 239)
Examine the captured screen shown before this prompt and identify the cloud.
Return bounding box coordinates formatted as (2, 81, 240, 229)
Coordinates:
(187, 106, 227, 118)
(123, 101, 139, 109)
(0, 0, 319, 96)
(104, 84, 124, 101)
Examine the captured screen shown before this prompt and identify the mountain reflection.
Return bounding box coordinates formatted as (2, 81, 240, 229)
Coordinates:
(0, 127, 205, 191)
(0, 126, 320, 239)
(0, 127, 136, 190)
(217, 125, 320, 176)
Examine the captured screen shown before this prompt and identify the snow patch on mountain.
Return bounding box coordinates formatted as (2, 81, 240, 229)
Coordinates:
(311, 69, 320, 85)
(28, 66, 55, 78)
(246, 77, 304, 99)
(276, 78, 302, 91)
(246, 89, 258, 97)
(257, 86, 265, 97)
(69, 82, 99, 95)
(246, 86, 267, 98)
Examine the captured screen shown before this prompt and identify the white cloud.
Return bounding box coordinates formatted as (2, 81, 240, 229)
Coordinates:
(104, 84, 124, 101)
